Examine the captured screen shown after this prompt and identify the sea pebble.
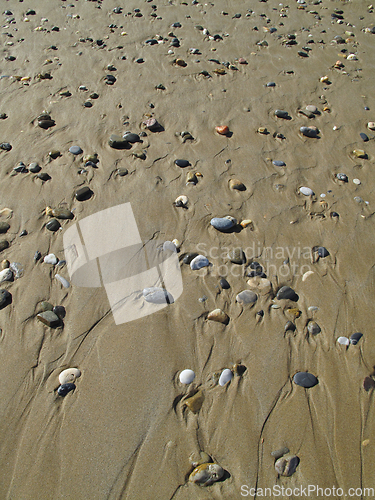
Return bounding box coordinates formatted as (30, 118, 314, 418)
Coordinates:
(108, 135, 128, 149)
(57, 383, 75, 397)
(300, 186, 314, 196)
(183, 253, 198, 265)
(336, 173, 348, 182)
(367, 122, 375, 131)
(53, 305, 66, 319)
(0, 143, 12, 151)
(175, 195, 188, 207)
(210, 217, 237, 231)
(284, 321, 296, 332)
(347, 54, 358, 60)
(317, 246, 329, 258)
(215, 125, 229, 135)
(353, 179, 361, 185)
(207, 309, 229, 324)
(0, 222, 10, 233)
(350, 332, 363, 345)
(143, 287, 174, 304)
(143, 118, 160, 131)
(59, 368, 81, 385)
(293, 372, 318, 388)
(247, 277, 272, 294)
(75, 186, 93, 201)
(185, 391, 204, 413)
(0, 240, 9, 252)
(0, 289, 11, 309)
(353, 149, 366, 158)
(190, 255, 209, 270)
(266, 82, 276, 87)
(276, 286, 299, 302)
(0, 268, 12, 283)
(220, 277, 230, 289)
(229, 179, 245, 191)
(275, 456, 300, 477)
(189, 463, 224, 486)
(55, 274, 70, 288)
(219, 368, 233, 386)
(360, 133, 369, 142)
(306, 105, 318, 113)
(44, 253, 58, 265)
(236, 290, 258, 304)
(337, 336, 350, 345)
(307, 321, 321, 335)
(122, 132, 140, 143)
(186, 172, 197, 185)
(175, 159, 190, 168)
(48, 207, 74, 220)
(273, 160, 286, 167)
(163, 241, 177, 252)
(275, 110, 289, 119)
(69, 146, 82, 155)
(179, 369, 195, 384)
(46, 219, 61, 232)
(228, 248, 246, 264)
(300, 126, 318, 138)
(37, 311, 60, 327)
(29, 163, 41, 173)
(271, 447, 290, 459)
(363, 377, 375, 391)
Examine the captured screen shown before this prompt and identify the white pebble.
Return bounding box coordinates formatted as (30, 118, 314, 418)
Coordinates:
(337, 336, 350, 346)
(59, 368, 81, 385)
(172, 238, 181, 250)
(179, 369, 195, 384)
(44, 253, 58, 265)
(0, 268, 12, 283)
(219, 368, 233, 386)
(308, 306, 319, 312)
(353, 178, 361, 185)
(347, 54, 358, 60)
(55, 274, 70, 288)
(175, 195, 188, 207)
(320, 193, 326, 198)
(299, 186, 314, 196)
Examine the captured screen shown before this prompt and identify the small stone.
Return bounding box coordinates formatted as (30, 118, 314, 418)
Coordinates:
(49, 150, 60, 159)
(175, 195, 188, 208)
(189, 463, 224, 486)
(229, 179, 245, 191)
(273, 160, 286, 167)
(29, 163, 41, 173)
(37, 311, 60, 327)
(275, 110, 289, 119)
(50, 208, 74, 220)
(0, 143, 12, 151)
(108, 134, 128, 149)
(37, 172, 51, 181)
(0, 222, 10, 233)
(57, 383, 76, 397)
(336, 173, 348, 182)
(186, 172, 197, 185)
(258, 127, 267, 134)
(122, 132, 140, 143)
(215, 125, 229, 135)
(284, 321, 296, 332)
(75, 187, 93, 201)
(69, 146, 83, 155)
(0, 240, 9, 252)
(53, 305, 66, 319)
(179, 369, 195, 384)
(363, 377, 375, 391)
(275, 455, 300, 476)
(350, 332, 363, 345)
(228, 248, 246, 264)
(143, 287, 174, 304)
(247, 277, 272, 294)
(44, 253, 58, 265)
(38, 119, 55, 129)
(271, 447, 290, 459)
(360, 133, 369, 142)
(175, 159, 190, 168)
(59, 368, 81, 385)
(266, 82, 276, 87)
(367, 122, 375, 131)
(276, 286, 299, 301)
(185, 391, 204, 413)
(1, 260, 9, 270)
(143, 118, 160, 131)
(317, 246, 329, 258)
(55, 274, 70, 288)
(39, 303, 54, 314)
(183, 253, 198, 265)
(0, 289, 11, 309)
(337, 336, 350, 346)
(306, 105, 318, 113)
(175, 58, 187, 67)
(207, 309, 229, 324)
(219, 368, 233, 386)
(220, 277, 230, 289)
(300, 126, 318, 138)
(307, 321, 321, 335)
(210, 217, 237, 232)
(46, 219, 61, 232)
(236, 290, 257, 304)
(190, 255, 209, 270)
(353, 149, 366, 158)
(300, 186, 314, 196)
(293, 372, 318, 388)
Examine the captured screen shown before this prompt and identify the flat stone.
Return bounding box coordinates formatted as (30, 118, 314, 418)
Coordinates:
(57, 383, 76, 397)
(0, 240, 9, 252)
(190, 255, 209, 270)
(38, 119, 55, 129)
(307, 321, 321, 335)
(271, 447, 290, 459)
(350, 332, 363, 345)
(37, 311, 60, 327)
(293, 372, 318, 388)
(108, 135, 128, 149)
(37, 172, 51, 181)
(273, 160, 286, 167)
(0, 222, 10, 233)
(122, 132, 140, 143)
(175, 159, 190, 168)
(236, 290, 257, 304)
(219, 368, 233, 386)
(143, 287, 174, 304)
(300, 186, 314, 196)
(210, 217, 237, 231)
(0, 289, 11, 309)
(275, 110, 289, 118)
(207, 308, 229, 324)
(300, 126, 318, 137)
(46, 219, 61, 232)
(275, 455, 300, 476)
(306, 105, 318, 113)
(51, 208, 74, 219)
(29, 163, 41, 173)
(75, 186, 93, 201)
(59, 368, 80, 385)
(276, 286, 299, 301)
(229, 179, 245, 190)
(69, 146, 82, 155)
(185, 390, 204, 413)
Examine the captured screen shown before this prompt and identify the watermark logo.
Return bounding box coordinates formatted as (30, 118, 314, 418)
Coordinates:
(63, 203, 183, 325)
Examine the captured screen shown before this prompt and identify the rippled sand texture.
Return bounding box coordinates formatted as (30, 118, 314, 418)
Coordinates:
(1, 0, 375, 499)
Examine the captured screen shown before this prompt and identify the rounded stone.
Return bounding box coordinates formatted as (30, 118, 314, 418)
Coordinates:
(228, 248, 246, 264)
(0, 268, 12, 283)
(307, 321, 321, 335)
(57, 383, 76, 397)
(207, 309, 229, 325)
(336, 173, 348, 182)
(51, 208, 74, 219)
(219, 368, 233, 386)
(236, 290, 257, 304)
(108, 135, 128, 149)
(37, 311, 60, 327)
(46, 219, 61, 232)
(143, 287, 174, 304)
(350, 332, 363, 345)
(39, 301, 54, 313)
(300, 126, 318, 138)
(363, 377, 375, 391)
(306, 105, 318, 113)
(69, 146, 83, 155)
(284, 321, 296, 332)
(273, 160, 286, 167)
(337, 336, 349, 345)
(219, 277, 230, 289)
(122, 132, 140, 143)
(275, 455, 300, 476)
(175, 159, 190, 168)
(0, 289, 11, 309)
(189, 463, 224, 486)
(210, 217, 236, 232)
(367, 122, 375, 131)
(179, 369, 195, 384)
(276, 286, 299, 302)
(190, 255, 209, 270)
(0, 222, 10, 233)
(300, 186, 314, 196)
(183, 252, 198, 265)
(229, 179, 245, 191)
(271, 447, 290, 459)
(59, 368, 81, 385)
(53, 305, 66, 319)
(0, 240, 9, 252)
(44, 253, 58, 265)
(317, 246, 329, 258)
(293, 372, 318, 388)
(29, 163, 41, 173)
(275, 110, 289, 118)
(37, 172, 51, 181)
(360, 133, 369, 142)
(38, 119, 55, 129)
(75, 186, 93, 201)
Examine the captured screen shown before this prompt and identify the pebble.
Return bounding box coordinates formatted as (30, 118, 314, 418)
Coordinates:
(337, 336, 350, 346)
(353, 149, 366, 158)
(49, 150, 60, 159)
(271, 447, 290, 460)
(189, 463, 224, 486)
(293, 372, 318, 388)
(219, 368, 233, 386)
(47, 207, 74, 220)
(55, 274, 70, 288)
(46, 219, 61, 232)
(220, 277, 230, 289)
(247, 277, 272, 294)
(37, 172, 51, 181)
(317, 246, 329, 258)
(69, 146, 83, 155)
(367, 122, 375, 131)
(236, 290, 258, 304)
(363, 377, 375, 391)
(0, 143, 12, 151)
(143, 287, 174, 304)
(75, 186, 93, 201)
(300, 126, 318, 138)
(0, 222, 10, 233)
(276, 286, 299, 301)
(108, 134, 128, 149)
(44, 253, 58, 265)
(183, 252, 198, 265)
(215, 125, 229, 135)
(190, 255, 209, 270)
(229, 179, 245, 191)
(53, 305, 66, 319)
(179, 369, 195, 384)
(186, 172, 197, 185)
(29, 163, 41, 173)
(37, 311, 60, 327)
(175, 195, 188, 208)
(185, 391, 204, 413)
(228, 248, 246, 264)
(353, 178, 361, 185)
(10, 262, 23, 279)
(189, 451, 212, 468)
(122, 132, 140, 143)
(275, 455, 300, 477)
(266, 82, 276, 87)
(275, 110, 289, 119)
(59, 368, 81, 385)
(0, 289, 11, 309)
(175, 159, 190, 167)
(0, 268, 13, 283)
(300, 186, 314, 196)
(0, 240, 9, 252)
(306, 105, 318, 113)
(273, 160, 286, 167)
(350, 332, 363, 345)
(336, 173, 348, 182)
(143, 118, 159, 131)
(57, 383, 75, 397)
(307, 321, 321, 335)
(360, 133, 369, 142)
(284, 321, 296, 332)
(210, 217, 237, 232)
(207, 309, 229, 324)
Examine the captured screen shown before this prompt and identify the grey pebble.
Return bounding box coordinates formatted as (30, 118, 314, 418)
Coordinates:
(69, 146, 83, 155)
(228, 248, 246, 264)
(210, 217, 237, 232)
(276, 286, 299, 301)
(307, 321, 321, 335)
(271, 447, 290, 459)
(350, 332, 362, 345)
(37, 311, 60, 328)
(122, 132, 140, 143)
(0, 289, 11, 309)
(143, 287, 174, 304)
(273, 160, 286, 167)
(46, 219, 61, 232)
(275, 110, 290, 119)
(293, 372, 318, 388)
(58, 383, 75, 397)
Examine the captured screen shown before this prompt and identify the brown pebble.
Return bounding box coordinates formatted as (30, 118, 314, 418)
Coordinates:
(185, 390, 204, 413)
(207, 308, 229, 324)
(363, 376, 375, 391)
(1, 260, 9, 269)
(175, 58, 187, 67)
(229, 179, 245, 191)
(0, 240, 9, 252)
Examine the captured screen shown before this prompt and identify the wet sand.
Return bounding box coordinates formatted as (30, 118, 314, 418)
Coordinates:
(1, 0, 375, 498)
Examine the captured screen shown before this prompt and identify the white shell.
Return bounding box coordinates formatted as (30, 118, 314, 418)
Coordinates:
(300, 186, 314, 196)
(302, 271, 314, 281)
(44, 253, 58, 265)
(0, 268, 13, 283)
(347, 54, 358, 60)
(367, 122, 375, 131)
(55, 274, 70, 288)
(337, 336, 350, 345)
(175, 195, 188, 206)
(353, 178, 361, 185)
(59, 368, 81, 385)
(179, 369, 195, 384)
(172, 239, 181, 249)
(219, 368, 233, 386)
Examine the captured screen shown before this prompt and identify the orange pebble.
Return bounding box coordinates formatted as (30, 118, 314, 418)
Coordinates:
(215, 125, 229, 135)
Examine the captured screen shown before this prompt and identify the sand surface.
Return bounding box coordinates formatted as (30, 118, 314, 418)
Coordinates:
(1, 0, 375, 498)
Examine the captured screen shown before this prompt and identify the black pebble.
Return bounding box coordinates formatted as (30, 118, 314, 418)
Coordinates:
(317, 246, 329, 258)
(75, 186, 93, 201)
(57, 383, 76, 397)
(34, 251, 41, 262)
(350, 332, 363, 345)
(37, 172, 51, 181)
(53, 305, 66, 319)
(293, 372, 318, 388)
(360, 132, 369, 142)
(276, 286, 299, 302)
(0, 143, 12, 151)
(182, 252, 199, 264)
(46, 219, 61, 232)
(275, 110, 289, 119)
(220, 277, 230, 289)
(0, 289, 11, 309)
(175, 159, 190, 167)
